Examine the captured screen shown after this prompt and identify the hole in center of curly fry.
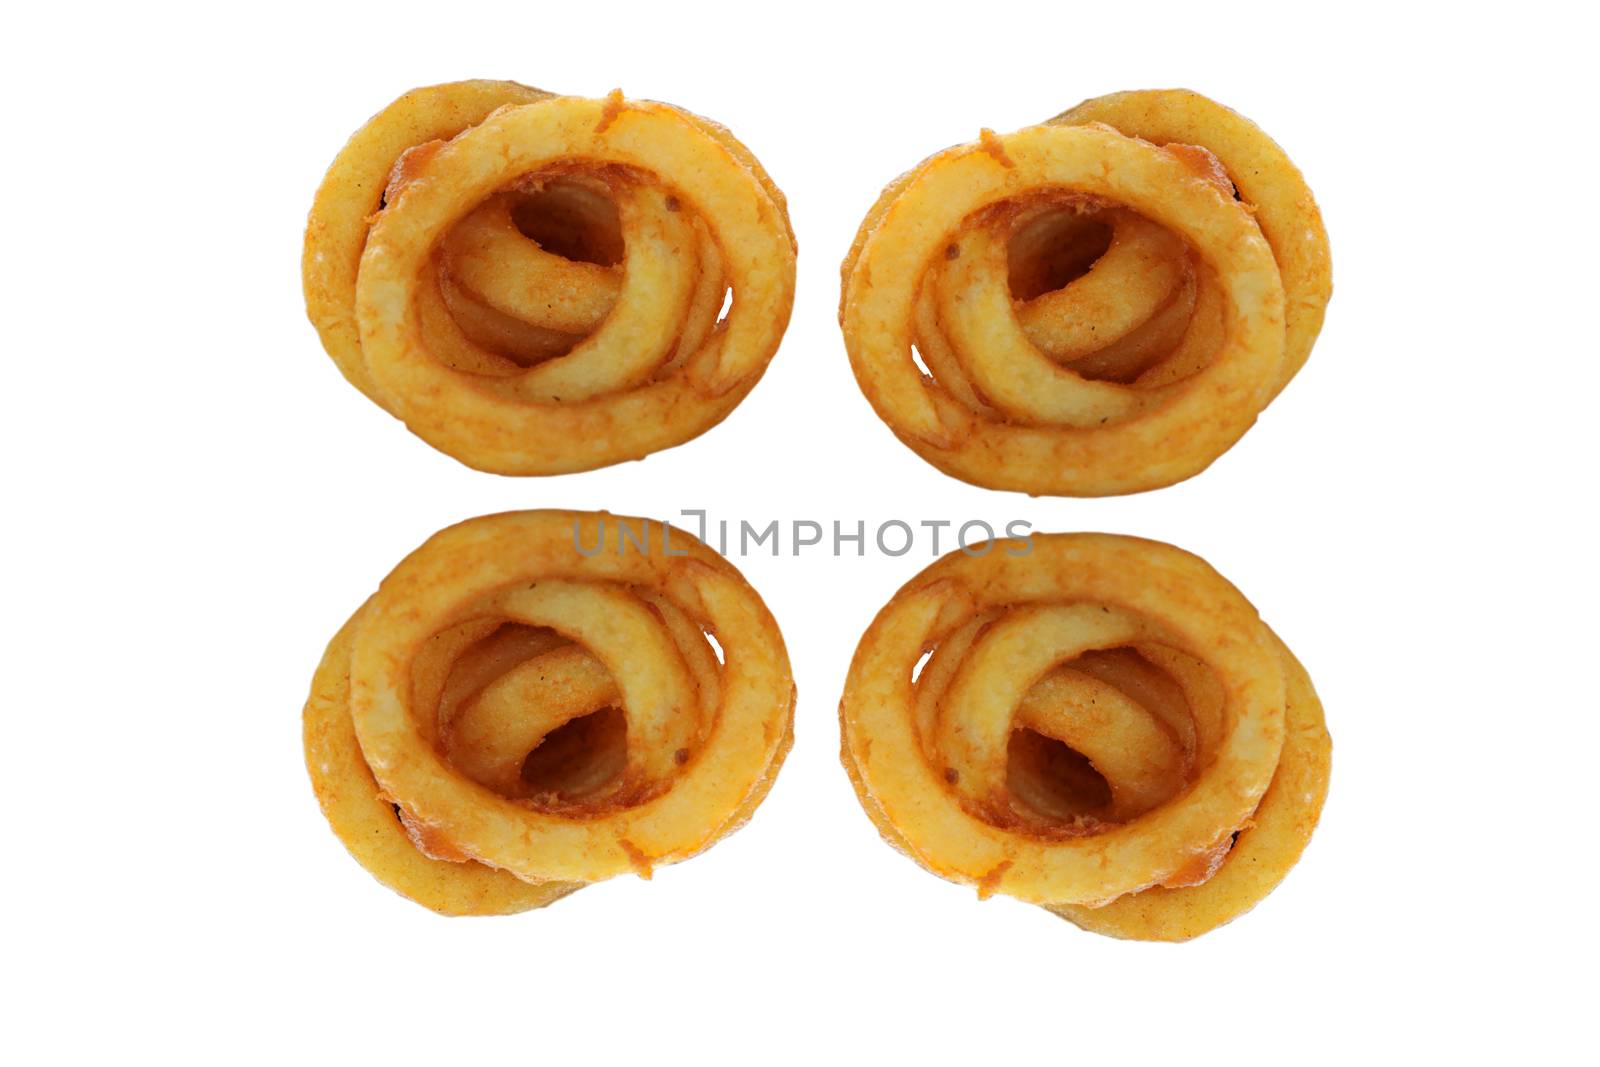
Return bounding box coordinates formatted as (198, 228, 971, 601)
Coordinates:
(508, 180, 624, 266)
(1006, 729, 1113, 821)
(1006, 209, 1113, 300)
(519, 705, 629, 802)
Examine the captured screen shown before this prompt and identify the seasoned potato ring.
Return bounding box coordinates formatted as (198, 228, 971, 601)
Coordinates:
(841, 89, 1329, 496)
(304, 83, 795, 474)
(842, 123, 1284, 496)
(839, 533, 1329, 937)
(303, 510, 795, 914)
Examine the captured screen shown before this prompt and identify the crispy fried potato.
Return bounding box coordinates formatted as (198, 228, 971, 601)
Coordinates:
(839, 533, 1329, 938)
(840, 89, 1330, 496)
(304, 84, 795, 474)
(304, 511, 795, 913)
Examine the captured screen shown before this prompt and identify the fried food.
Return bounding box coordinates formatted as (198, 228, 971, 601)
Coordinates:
(303, 82, 796, 474)
(838, 533, 1330, 940)
(840, 89, 1330, 496)
(1052, 90, 1332, 391)
(303, 510, 795, 915)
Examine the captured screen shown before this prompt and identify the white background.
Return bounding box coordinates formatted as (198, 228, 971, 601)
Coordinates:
(5, 1, 1594, 1062)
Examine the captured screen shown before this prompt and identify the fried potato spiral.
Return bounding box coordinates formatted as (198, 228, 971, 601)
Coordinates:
(840, 89, 1331, 496)
(303, 81, 796, 474)
(303, 510, 795, 915)
(839, 533, 1330, 940)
